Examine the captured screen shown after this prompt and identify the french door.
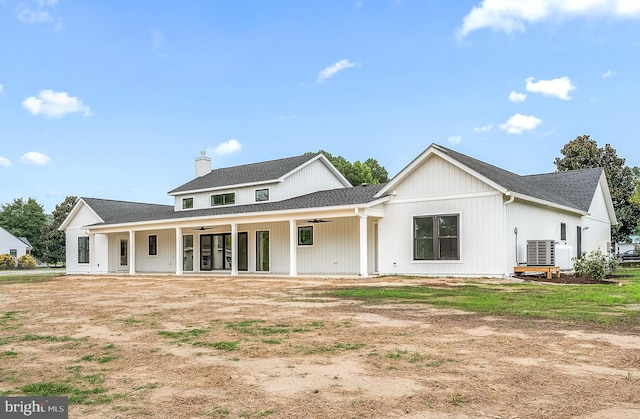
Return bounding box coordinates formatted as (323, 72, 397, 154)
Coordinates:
(200, 233, 248, 271)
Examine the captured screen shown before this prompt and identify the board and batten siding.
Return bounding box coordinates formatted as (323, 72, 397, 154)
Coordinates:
(135, 230, 176, 273)
(278, 159, 348, 200)
(505, 201, 582, 269)
(378, 154, 505, 277)
(296, 218, 361, 274)
(63, 203, 102, 274)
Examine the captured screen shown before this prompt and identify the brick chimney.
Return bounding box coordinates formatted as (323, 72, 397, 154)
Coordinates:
(195, 151, 211, 178)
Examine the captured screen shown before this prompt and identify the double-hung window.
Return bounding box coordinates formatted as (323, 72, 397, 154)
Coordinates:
(413, 214, 459, 260)
(212, 193, 235, 206)
(78, 236, 90, 264)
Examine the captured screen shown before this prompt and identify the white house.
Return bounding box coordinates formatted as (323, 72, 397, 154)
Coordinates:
(60, 144, 616, 278)
(0, 225, 33, 261)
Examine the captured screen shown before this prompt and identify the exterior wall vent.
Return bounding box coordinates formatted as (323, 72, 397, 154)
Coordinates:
(526, 240, 555, 266)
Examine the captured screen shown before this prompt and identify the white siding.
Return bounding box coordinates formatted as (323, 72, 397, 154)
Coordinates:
(296, 218, 360, 274)
(279, 159, 347, 199)
(135, 230, 176, 273)
(378, 155, 505, 277)
(64, 203, 103, 274)
(582, 182, 613, 254)
(505, 201, 582, 269)
(0, 227, 29, 260)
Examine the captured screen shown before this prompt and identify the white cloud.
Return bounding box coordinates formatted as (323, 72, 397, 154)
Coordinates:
(499, 113, 542, 134)
(20, 151, 51, 165)
(0, 157, 12, 168)
(209, 139, 242, 155)
(603, 69, 616, 78)
(458, 0, 640, 37)
(448, 135, 462, 145)
(0, 84, 4, 94)
(317, 59, 358, 83)
(509, 91, 527, 102)
(525, 76, 576, 100)
(22, 90, 93, 118)
(17, 0, 62, 29)
(17, 4, 53, 23)
(474, 124, 493, 132)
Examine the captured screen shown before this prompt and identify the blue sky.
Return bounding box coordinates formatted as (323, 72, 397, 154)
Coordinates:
(2, 1, 640, 212)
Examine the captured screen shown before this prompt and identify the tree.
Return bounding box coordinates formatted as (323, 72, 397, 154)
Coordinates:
(0, 198, 47, 258)
(554, 135, 640, 243)
(314, 150, 389, 186)
(39, 196, 77, 266)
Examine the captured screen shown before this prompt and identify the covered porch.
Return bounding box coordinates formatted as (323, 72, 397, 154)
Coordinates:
(86, 207, 383, 277)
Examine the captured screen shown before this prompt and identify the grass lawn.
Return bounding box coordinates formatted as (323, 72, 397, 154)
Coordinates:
(329, 267, 640, 325)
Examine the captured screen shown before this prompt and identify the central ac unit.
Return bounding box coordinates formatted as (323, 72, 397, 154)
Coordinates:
(527, 240, 555, 266)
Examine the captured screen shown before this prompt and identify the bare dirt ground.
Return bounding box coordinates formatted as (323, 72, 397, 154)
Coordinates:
(1, 274, 640, 418)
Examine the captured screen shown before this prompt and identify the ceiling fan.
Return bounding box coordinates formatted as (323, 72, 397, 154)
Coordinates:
(306, 219, 332, 223)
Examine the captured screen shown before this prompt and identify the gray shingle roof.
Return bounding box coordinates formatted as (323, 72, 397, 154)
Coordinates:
(168, 153, 320, 194)
(434, 144, 602, 212)
(81, 183, 386, 227)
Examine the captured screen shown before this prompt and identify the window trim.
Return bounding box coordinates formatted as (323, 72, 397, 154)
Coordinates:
(78, 236, 90, 264)
(148, 234, 158, 256)
(9, 249, 17, 258)
(211, 192, 236, 206)
(255, 188, 269, 202)
(182, 197, 194, 209)
(413, 213, 460, 261)
(297, 225, 314, 246)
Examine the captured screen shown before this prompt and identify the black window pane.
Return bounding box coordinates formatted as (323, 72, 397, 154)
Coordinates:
(439, 238, 458, 259)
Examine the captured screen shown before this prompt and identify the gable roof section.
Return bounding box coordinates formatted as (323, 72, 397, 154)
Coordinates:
(168, 153, 350, 195)
(77, 184, 386, 228)
(377, 143, 605, 214)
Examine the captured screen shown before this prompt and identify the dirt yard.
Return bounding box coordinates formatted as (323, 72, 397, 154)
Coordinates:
(1, 275, 640, 418)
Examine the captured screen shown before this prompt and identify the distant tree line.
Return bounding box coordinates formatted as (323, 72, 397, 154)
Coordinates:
(310, 150, 389, 186)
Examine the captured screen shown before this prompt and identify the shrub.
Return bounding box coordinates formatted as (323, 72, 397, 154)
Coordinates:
(17, 254, 37, 270)
(0, 254, 16, 270)
(573, 249, 617, 282)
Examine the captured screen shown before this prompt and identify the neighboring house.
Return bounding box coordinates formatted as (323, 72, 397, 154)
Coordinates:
(0, 225, 33, 260)
(60, 144, 616, 278)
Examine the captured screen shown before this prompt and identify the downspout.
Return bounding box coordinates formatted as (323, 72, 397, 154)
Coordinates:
(503, 194, 515, 278)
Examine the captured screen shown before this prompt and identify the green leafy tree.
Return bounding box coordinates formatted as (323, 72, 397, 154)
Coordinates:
(554, 135, 640, 243)
(314, 150, 389, 186)
(39, 196, 77, 266)
(0, 198, 47, 258)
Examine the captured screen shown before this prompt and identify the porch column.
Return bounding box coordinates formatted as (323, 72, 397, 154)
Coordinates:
(129, 230, 136, 275)
(175, 227, 182, 275)
(289, 219, 297, 276)
(359, 214, 368, 277)
(89, 233, 95, 274)
(231, 223, 238, 276)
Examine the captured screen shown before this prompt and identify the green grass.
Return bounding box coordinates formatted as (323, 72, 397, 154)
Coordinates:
(328, 267, 640, 325)
(0, 272, 65, 284)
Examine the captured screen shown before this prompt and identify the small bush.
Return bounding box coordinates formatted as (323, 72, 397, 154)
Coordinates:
(17, 254, 37, 270)
(0, 254, 15, 270)
(573, 249, 617, 281)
